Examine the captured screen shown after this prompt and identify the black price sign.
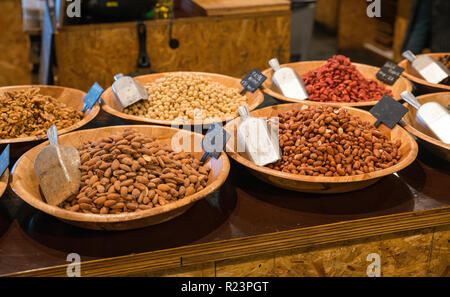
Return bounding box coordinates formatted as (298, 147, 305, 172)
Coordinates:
(369, 95, 408, 129)
(200, 123, 230, 163)
(376, 61, 404, 85)
(240, 69, 267, 94)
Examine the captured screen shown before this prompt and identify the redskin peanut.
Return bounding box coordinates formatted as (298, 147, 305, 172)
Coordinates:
(266, 105, 402, 176)
(302, 55, 393, 103)
(59, 129, 211, 214)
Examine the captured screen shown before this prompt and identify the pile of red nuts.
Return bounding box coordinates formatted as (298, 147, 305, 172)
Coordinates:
(303, 55, 393, 103)
(266, 105, 402, 177)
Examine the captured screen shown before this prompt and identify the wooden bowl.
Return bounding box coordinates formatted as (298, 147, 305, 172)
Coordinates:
(398, 53, 450, 94)
(261, 61, 412, 107)
(0, 85, 100, 144)
(0, 85, 100, 160)
(101, 72, 264, 126)
(10, 125, 230, 230)
(0, 168, 9, 198)
(402, 92, 450, 161)
(223, 102, 418, 194)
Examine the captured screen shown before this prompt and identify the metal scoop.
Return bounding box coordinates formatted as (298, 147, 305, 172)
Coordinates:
(236, 106, 281, 166)
(34, 125, 81, 206)
(401, 91, 450, 144)
(112, 73, 149, 110)
(269, 57, 308, 101)
(402, 50, 450, 84)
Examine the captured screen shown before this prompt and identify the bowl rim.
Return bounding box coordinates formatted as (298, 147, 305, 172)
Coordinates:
(223, 102, 418, 184)
(100, 71, 264, 126)
(0, 85, 100, 144)
(0, 168, 9, 198)
(10, 125, 231, 223)
(398, 52, 450, 91)
(402, 91, 450, 150)
(261, 60, 413, 106)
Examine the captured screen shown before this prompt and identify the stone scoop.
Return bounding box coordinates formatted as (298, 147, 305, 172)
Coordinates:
(34, 125, 81, 206)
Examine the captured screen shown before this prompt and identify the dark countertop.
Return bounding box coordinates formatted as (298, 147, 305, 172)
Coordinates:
(0, 96, 449, 276)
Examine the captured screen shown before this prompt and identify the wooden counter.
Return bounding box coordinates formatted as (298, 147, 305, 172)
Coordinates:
(0, 97, 449, 277)
(54, 1, 291, 91)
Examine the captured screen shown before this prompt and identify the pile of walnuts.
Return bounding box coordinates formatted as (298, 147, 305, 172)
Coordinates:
(0, 88, 83, 139)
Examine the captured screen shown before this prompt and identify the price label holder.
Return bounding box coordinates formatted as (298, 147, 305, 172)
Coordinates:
(0, 144, 10, 177)
(369, 95, 408, 129)
(240, 69, 267, 94)
(82, 82, 104, 112)
(200, 123, 231, 163)
(376, 61, 404, 85)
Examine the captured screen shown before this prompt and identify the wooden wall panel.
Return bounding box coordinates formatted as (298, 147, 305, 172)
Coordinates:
(427, 225, 450, 277)
(215, 255, 276, 277)
(0, 0, 32, 86)
(338, 0, 376, 49)
(130, 262, 215, 277)
(393, 0, 412, 62)
(55, 12, 290, 91)
(128, 226, 449, 277)
(314, 0, 340, 31)
(273, 228, 433, 277)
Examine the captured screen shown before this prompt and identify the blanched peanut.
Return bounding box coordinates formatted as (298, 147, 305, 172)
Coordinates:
(124, 73, 247, 121)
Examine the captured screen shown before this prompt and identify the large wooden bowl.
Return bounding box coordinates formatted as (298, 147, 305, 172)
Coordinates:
(101, 72, 264, 126)
(10, 125, 230, 230)
(0, 168, 9, 198)
(0, 85, 100, 144)
(223, 102, 418, 193)
(398, 53, 450, 94)
(261, 61, 412, 107)
(402, 92, 450, 161)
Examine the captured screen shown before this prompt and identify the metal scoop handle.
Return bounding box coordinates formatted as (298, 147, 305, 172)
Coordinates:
(114, 73, 124, 81)
(238, 105, 250, 120)
(268, 58, 281, 72)
(47, 125, 58, 145)
(402, 50, 417, 62)
(400, 91, 421, 110)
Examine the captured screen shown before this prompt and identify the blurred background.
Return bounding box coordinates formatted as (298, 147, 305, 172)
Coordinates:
(0, 0, 448, 90)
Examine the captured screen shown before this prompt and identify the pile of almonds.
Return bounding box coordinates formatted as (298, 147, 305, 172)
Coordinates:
(59, 129, 211, 214)
(266, 105, 402, 176)
(303, 55, 393, 103)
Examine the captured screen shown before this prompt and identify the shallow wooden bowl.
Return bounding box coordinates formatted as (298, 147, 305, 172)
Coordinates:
(223, 102, 418, 194)
(10, 125, 230, 230)
(398, 53, 450, 94)
(0, 168, 9, 198)
(101, 71, 264, 126)
(402, 92, 450, 161)
(0, 85, 100, 144)
(261, 61, 412, 107)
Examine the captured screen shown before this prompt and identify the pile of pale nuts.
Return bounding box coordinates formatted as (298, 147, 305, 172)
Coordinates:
(123, 73, 248, 121)
(0, 88, 83, 139)
(266, 105, 402, 177)
(59, 129, 211, 214)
